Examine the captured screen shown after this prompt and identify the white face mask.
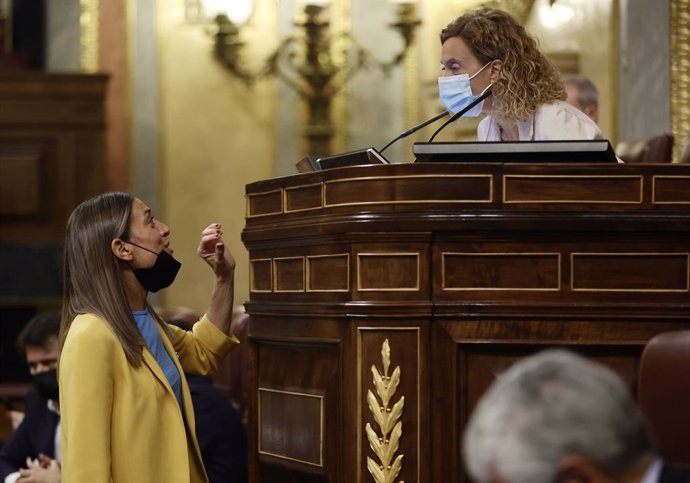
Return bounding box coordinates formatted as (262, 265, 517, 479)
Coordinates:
(438, 61, 494, 117)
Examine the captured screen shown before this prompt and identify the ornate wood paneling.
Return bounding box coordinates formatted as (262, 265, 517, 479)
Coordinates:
(653, 176, 690, 203)
(442, 253, 560, 291)
(285, 183, 323, 213)
(357, 331, 420, 483)
(325, 175, 493, 206)
(259, 387, 324, 467)
(503, 175, 643, 204)
(0, 72, 108, 246)
(274, 257, 305, 292)
(250, 259, 272, 293)
(247, 189, 283, 218)
(307, 254, 350, 292)
(571, 253, 689, 292)
(433, 240, 690, 306)
(0, 73, 108, 431)
(0, 143, 48, 218)
(432, 318, 690, 483)
(243, 164, 690, 482)
(253, 338, 341, 481)
(357, 253, 420, 292)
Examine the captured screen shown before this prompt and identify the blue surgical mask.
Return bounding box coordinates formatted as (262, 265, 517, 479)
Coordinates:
(438, 61, 494, 117)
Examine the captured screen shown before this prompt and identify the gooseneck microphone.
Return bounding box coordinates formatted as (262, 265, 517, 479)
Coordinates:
(427, 88, 493, 143)
(379, 111, 448, 154)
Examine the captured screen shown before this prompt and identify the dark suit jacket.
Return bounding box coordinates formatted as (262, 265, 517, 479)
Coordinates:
(0, 386, 59, 479)
(660, 463, 690, 483)
(187, 374, 247, 483)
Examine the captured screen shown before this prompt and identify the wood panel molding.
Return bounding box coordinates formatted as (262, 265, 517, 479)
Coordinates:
(0, 72, 107, 245)
(0, 143, 46, 218)
(273, 257, 305, 293)
(357, 253, 420, 292)
(243, 164, 690, 482)
(259, 387, 324, 467)
(503, 175, 643, 204)
(571, 253, 689, 292)
(307, 254, 350, 292)
(442, 253, 561, 291)
(653, 176, 690, 204)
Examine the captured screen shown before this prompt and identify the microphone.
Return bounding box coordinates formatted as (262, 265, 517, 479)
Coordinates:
(427, 88, 492, 143)
(379, 111, 448, 154)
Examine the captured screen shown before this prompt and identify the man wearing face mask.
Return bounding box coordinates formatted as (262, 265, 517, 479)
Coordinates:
(439, 9, 602, 142)
(0, 311, 62, 483)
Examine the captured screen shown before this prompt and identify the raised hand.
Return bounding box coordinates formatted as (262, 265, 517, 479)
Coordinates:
(197, 223, 235, 282)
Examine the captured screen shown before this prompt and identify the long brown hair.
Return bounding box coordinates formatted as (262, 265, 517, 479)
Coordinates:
(441, 8, 565, 122)
(59, 192, 145, 366)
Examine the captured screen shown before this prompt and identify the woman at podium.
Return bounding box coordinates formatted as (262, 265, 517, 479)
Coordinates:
(438, 8, 602, 142)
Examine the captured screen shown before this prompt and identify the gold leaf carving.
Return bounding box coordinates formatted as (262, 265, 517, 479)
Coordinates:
(366, 339, 405, 483)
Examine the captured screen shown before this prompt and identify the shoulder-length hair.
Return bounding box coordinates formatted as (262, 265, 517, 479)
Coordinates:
(440, 8, 565, 122)
(59, 192, 145, 366)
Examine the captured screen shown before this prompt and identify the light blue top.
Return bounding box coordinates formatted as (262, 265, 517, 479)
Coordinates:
(132, 310, 183, 409)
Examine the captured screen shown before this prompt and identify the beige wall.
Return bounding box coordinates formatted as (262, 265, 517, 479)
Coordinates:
(526, 0, 616, 142)
(157, 0, 275, 314)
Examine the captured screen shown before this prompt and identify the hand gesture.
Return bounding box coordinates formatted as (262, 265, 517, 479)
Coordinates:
(18, 455, 60, 483)
(197, 223, 235, 282)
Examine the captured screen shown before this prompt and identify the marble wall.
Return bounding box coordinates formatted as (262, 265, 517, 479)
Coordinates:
(526, 0, 616, 141)
(617, 0, 671, 142)
(45, 0, 80, 71)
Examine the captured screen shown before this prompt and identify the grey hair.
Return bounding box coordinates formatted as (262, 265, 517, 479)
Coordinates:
(563, 74, 599, 108)
(463, 349, 653, 483)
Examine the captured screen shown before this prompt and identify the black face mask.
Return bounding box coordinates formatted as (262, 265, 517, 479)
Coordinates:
(33, 369, 59, 400)
(125, 241, 182, 293)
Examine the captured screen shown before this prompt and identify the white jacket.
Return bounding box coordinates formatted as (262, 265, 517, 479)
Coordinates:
(477, 100, 603, 141)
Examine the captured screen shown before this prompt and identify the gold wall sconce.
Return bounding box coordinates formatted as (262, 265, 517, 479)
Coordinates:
(199, 0, 421, 156)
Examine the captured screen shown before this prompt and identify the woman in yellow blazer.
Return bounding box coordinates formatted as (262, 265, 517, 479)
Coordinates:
(58, 192, 239, 483)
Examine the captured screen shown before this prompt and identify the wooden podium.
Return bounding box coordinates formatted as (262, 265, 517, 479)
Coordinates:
(242, 162, 690, 483)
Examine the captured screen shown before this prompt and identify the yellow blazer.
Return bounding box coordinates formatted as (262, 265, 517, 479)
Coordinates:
(59, 313, 238, 483)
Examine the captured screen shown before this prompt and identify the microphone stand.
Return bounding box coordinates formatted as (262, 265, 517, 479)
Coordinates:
(427, 89, 492, 143)
(379, 111, 448, 154)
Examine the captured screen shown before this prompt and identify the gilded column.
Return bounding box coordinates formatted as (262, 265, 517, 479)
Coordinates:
(80, 0, 99, 72)
(671, 0, 690, 162)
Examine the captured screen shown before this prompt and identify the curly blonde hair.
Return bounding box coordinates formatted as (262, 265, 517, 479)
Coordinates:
(441, 8, 565, 123)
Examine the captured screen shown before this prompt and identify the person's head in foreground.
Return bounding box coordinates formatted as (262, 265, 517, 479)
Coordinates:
(438, 8, 564, 123)
(463, 349, 658, 483)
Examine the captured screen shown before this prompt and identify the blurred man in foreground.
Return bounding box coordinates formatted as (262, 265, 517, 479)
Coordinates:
(463, 349, 690, 483)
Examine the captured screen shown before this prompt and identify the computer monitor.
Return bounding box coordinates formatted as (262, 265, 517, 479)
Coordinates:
(413, 140, 618, 164)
